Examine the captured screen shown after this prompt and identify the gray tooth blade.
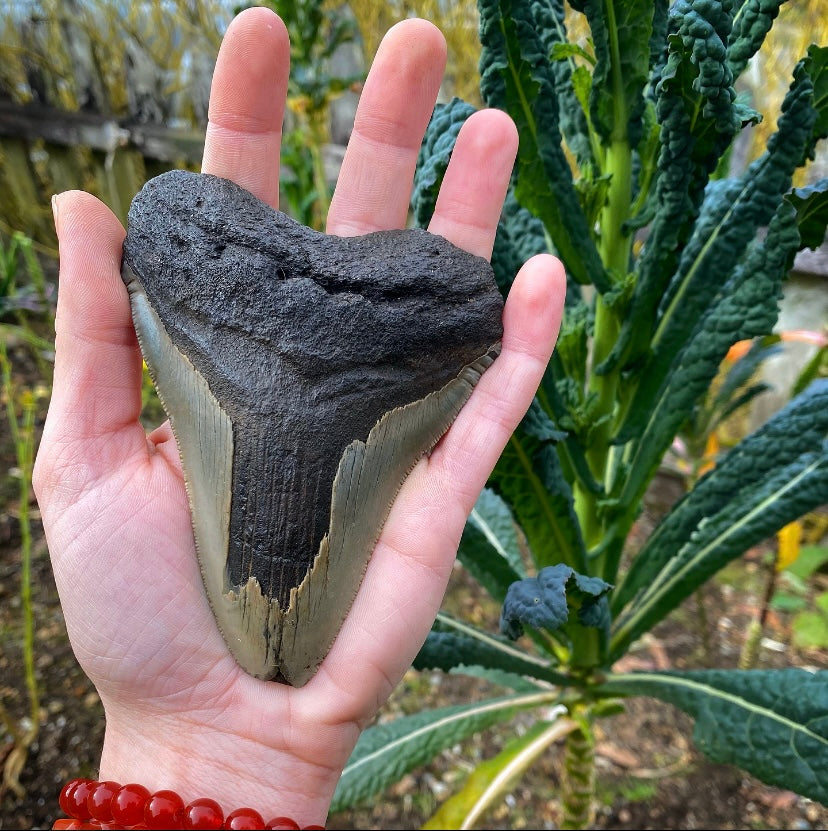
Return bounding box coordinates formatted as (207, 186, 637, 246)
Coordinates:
(122, 170, 504, 685)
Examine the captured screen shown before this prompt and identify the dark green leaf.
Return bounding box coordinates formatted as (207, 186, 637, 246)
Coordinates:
(478, 0, 608, 290)
(458, 488, 525, 603)
(332, 690, 559, 811)
(491, 190, 550, 295)
(575, 0, 653, 146)
(802, 45, 828, 162)
(601, 669, 828, 805)
(727, 0, 787, 80)
(532, 0, 595, 166)
(414, 613, 572, 687)
(500, 564, 612, 639)
(469, 487, 526, 577)
(615, 379, 828, 614)
(452, 665, 547, 693)
(599, 0, 742, 372)
(615, 56, 818, 454)
(649, 0, 670, 76)
(715, 381, 773, 424)
(611, 381, 828, 654)
(534, 354, 605, 498)
(412, 98, 476, 228)
(613, 196, 800, 518)
(712, 336, 781, 413)
(458, 521, 524, 604)
(490, 402, 588, 572)
(786, 179, 828, 250)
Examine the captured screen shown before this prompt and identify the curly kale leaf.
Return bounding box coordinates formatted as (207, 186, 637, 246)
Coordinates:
(490, 400, 588, 573)
(727, 0, 787, 80)
(601, 669, 828, 806)
(412, 97, 476, 228)
(491, 189, 549, 295)
(599, 0, 743, 373)
(479, 0, 608, 291)
(533, 0, 594, 166)
(613, 198, 803, 609)
(616, 50, 819, 455)
(501, 564, 612, 640)
(612, 380, 828, 651)
(572, 0, 653, 147)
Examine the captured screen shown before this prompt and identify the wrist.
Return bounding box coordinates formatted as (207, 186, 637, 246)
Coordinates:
(98, 707, 334, 828)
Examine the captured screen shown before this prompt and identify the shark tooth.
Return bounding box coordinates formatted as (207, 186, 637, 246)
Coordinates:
(121, 170, 504, 685)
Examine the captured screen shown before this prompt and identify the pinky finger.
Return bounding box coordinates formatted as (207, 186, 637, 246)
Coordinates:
(427, 254, 567, 511)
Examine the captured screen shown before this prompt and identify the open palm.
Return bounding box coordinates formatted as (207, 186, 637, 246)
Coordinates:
(33, 8, 565, 824)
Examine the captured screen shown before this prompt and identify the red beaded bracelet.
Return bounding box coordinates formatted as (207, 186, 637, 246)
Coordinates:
(55, 778, 325, 830)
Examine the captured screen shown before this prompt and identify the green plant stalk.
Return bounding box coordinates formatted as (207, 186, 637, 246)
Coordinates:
(0, 342, 40, 795)
(570, 3, 637, 670)
(695, 587, 714, 666)
(18, 392, 38, 740)
(738, 552, 780, 669)
(560, 711, 596, 830)
(580, 137, 632, 549)
(307, 109, 332, 230)
(578, 0, 637, 572)
(738, 618, 763, 670)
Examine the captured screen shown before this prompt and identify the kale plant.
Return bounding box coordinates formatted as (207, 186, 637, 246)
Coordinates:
(333, 1, 828, 827)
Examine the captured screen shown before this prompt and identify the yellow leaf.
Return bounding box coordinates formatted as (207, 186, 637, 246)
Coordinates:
(777, 521, 802, 572)
(698, 431, 719, 476)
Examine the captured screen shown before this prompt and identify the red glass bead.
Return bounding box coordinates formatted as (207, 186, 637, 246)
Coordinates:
(111, 783, 151, 827)
(59, 779, 87, 817)
(145, 789, 185, 829)
(87, 780, 119, 822)
(224, 807, 265, 830)
(65, 779, 96, 820)
(52, 820, 81, 830)
(183, 797, 224, 830)
(264, 819, 299, 830)
(301, 826, 326, 830)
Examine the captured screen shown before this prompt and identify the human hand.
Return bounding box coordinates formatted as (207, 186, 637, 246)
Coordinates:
(33, 7, 565, 826)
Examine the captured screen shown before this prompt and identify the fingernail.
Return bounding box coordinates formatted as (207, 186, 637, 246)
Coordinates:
(51, 194, 60, 231)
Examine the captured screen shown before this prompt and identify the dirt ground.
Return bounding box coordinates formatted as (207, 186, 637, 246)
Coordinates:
(0, 338, 826, 830)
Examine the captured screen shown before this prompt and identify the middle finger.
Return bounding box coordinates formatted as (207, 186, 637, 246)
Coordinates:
(326, 19, 446, 237)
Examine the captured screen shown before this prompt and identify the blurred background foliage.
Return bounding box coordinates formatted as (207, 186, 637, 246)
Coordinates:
(348, 0, 482, 106)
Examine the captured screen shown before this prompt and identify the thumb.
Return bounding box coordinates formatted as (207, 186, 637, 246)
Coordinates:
(34, 192, 146, 502)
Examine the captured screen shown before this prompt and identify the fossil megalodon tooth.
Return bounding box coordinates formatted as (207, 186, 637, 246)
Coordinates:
(121, 170, 504, 685)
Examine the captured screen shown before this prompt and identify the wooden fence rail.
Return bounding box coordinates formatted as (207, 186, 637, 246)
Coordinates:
(0, 100, 205, 164)
(0, 99, 345, 246)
